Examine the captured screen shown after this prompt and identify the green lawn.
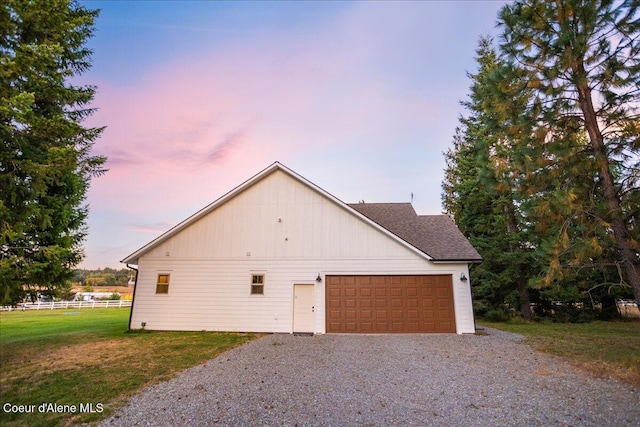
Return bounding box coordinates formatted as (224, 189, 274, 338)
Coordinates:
(0, 308, 256, 427)
(478, 319, 640, 386)
(0, 308, 128, 344)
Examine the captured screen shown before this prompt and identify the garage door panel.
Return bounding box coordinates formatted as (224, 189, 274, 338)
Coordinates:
(421, 299, 435, 308)
(437, 288, 451, 297)
(439, 310, 454, 320)
(424, 321, 436, 330)
(375, 321, 389, 332)
(360, 322, 373, 332)
(421, 288, 434, 297)
(328, 321, 341, 330)
(392, 322, 405, 332)
(326, 275, 455, 333)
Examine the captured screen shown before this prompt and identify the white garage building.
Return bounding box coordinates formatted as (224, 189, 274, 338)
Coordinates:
(122, 162, 481, 334)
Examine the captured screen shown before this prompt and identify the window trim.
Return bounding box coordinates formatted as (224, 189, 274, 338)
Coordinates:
(156, 273, 170, 294)
(250, 273, 265, 295)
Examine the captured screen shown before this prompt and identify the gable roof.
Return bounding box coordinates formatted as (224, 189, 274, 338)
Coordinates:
(121, 162, 481, 265)
(348, 203, 482, 262)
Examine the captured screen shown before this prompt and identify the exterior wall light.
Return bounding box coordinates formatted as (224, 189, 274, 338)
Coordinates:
(316, 274, 322, 282)
(460, 273, 468, 282)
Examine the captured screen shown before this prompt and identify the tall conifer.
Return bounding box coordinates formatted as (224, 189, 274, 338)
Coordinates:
(443, 37, 536, 319)
(0, 0, 105, 304)
(499, 0, 640, 303)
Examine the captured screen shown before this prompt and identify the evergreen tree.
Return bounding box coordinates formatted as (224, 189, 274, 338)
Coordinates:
(0, 0, 105, 305)
(443, 37, 536, 319)
(499, 0, 640, 303)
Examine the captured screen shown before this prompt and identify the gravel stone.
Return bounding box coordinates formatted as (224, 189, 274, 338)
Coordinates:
(98, 329, 640, 426)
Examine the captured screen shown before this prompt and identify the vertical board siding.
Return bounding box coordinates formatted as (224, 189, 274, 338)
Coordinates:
(147, 171, 415, 260)
(131, 170, 476, 334)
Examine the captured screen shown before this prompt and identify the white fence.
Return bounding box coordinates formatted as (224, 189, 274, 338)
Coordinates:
(0, 299, 132, 311)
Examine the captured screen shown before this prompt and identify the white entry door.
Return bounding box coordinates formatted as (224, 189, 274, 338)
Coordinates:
(293, 284, 315, 333)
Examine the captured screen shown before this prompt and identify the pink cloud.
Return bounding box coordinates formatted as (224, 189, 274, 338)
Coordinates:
(81, 1, 505, 268)
(130, 222, 176, 234)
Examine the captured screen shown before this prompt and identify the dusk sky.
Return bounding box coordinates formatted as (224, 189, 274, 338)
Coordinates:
(79, 0, 507, 269)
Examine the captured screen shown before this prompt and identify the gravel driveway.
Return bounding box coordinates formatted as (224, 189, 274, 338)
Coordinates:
(99, 329, 639, 426)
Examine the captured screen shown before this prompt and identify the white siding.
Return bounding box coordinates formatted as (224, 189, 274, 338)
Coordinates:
(145, 170, 414, 260)
(130, 170, 476, 334)
(131, 259, 474, 334)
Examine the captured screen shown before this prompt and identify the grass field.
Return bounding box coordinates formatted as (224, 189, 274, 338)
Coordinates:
(478, 319, 640, 387)
(0, 308, 256, 427)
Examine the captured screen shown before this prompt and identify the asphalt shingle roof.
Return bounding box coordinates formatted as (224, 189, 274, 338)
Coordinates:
(348, 203, 482, 262)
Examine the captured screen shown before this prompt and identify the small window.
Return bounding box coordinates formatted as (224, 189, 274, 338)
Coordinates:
(251, 274, 264, 295)
(156, 274, 170, 294)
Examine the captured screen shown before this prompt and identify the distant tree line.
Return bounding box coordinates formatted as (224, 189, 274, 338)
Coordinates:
(443, 0, 639, 322)
(73, 268, 133, 287)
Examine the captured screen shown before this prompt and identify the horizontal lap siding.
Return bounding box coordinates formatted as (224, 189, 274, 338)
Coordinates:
(132, 260, 297, 332)
(130, 259, 475, 333)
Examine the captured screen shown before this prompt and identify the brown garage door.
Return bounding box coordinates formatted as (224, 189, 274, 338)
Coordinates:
(326, 275, 456, 333)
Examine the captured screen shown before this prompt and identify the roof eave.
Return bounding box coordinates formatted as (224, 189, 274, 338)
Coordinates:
(430, 258, 483, 264)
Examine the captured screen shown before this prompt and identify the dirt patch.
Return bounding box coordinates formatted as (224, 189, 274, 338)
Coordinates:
(39, 340, 133, 369)
(2, 338, 140, 384)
